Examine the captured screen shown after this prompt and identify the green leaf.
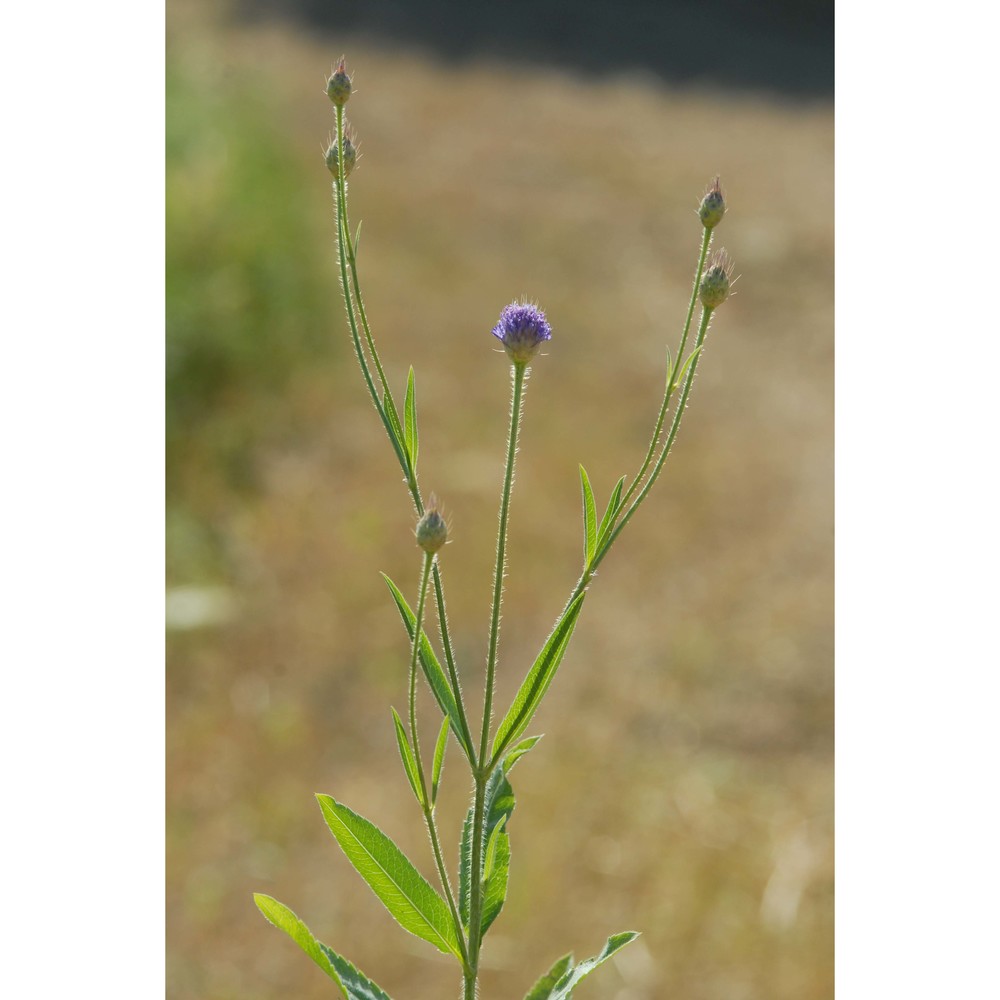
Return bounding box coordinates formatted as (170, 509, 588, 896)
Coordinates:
(319, 944, 393, 1000)
(672, 343, 704, 389)
(382, 390, 406, 462)
(431, 716, 449, 805)
(523, 953, 574, 1000)
(254, 894, 393, 999)
(404, 366, 418, 472)
(663, 343, 674, 389)
(491, 593, 587, 763)
(579, 465, 597, 564)
(253, 894, 349, 996)
(353, 220, 363, 255)
(502, 734, 543, 772)
(547, 931, 640, 999)
(481, 828, 510, 935)
(316, 795, 463, 959)
(459, 761, 519, 931)
(390, 708, 424, 807)
(382, 574, 472, 761)
(595, 474, 626, 555)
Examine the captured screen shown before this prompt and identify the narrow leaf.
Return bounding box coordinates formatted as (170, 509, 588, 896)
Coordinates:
(672, 344, 704, 389)
(382, 574, 472, 761)
(595, 474, 627, 555)
(663, 343, 673, 389)
(481, 829, 510, 935)
(316, 795, 462, 959)
(390, 708, 424, 807)
(579, 465, 597, 564)
(491, 593, 587, 762)
(404, 366, 418, 471)
(353, 220, 363, 255)
(502, 734, 543, 773)
(255, 894, 393, 999)
(382, 391, 406, 461)
(431, 716, 449, 805)
(483, 816, 507, 881)
(548, 931, 640, 999)
(459, 762, 518, 929)
(523, 953, 574, 1000)
(253, 894, 349, 997)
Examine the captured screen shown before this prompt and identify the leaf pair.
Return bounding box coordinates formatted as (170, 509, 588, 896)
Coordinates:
(392, 710, 449, 808)
(254, 894, 391, 1000)
(524, 931, 640, 1000)
(458, 739, 537, 937)
(579, 466, 626, 568)
(384, 575, 473, 761)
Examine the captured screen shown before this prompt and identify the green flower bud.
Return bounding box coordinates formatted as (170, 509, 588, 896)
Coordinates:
(698, 177, 726, 229)
(699, 249, 734, 310)
(416, 502, 449, 555)
(325, 129, 358, 178)
(326, 58, 352, 106)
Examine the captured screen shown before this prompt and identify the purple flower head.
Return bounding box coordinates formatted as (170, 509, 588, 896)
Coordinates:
(491, 301, 552, 363)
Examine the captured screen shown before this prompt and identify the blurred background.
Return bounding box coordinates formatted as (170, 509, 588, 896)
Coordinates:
(166, 0, 832, 996)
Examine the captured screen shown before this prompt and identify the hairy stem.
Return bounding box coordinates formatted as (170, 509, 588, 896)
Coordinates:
(620, 226, 713, 510)
(469, 360, 528, 993)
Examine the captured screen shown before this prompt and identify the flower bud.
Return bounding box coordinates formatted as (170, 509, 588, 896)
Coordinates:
(326, 59, 352, 106)
(325, 130, 358, 178)
(698, 177, 726, 229)
(699, 249, 734, 310)
(491, 301, 552, 364)
(416, 503, 448, 555)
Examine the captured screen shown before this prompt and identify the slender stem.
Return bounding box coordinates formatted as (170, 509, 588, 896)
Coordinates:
(620, 226, 713, 510)
(406, 551, 470, 970)
(333, 106, 409, 476)
(332, 109, 474, 765)
(408, 553, 435, 792)
(469, 360, 529, 994)
(597, 305, 715, 564)
(480, 361, 528, 766)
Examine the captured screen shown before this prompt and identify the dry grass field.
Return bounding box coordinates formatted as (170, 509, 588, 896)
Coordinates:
(167, 3, 833, 997)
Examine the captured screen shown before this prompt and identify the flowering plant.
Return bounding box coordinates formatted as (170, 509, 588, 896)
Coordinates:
(254, 58, 735, 999)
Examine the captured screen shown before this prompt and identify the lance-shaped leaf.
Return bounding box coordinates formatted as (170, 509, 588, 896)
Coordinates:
(545, 931, 640, 999)
(431, 716, 449, 805)
(404, 366, 418, 472)
(316, 795, 462, 959)
(594, 474, 626, 556)
(480, 826, 510, 935)
(579, 465, 597, 564)
(523, 953, 574, 1000)
(502, 734, 543, 772)
(458, 757, 522, 930)
(390, 708, 424, 807)
(253, 894, 392, 1000)
(383, 574, 472, 760)
(491, 593, 586, 763)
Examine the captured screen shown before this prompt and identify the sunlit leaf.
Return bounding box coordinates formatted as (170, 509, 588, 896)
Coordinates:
(579, 465, 597, 564)
(390, 708, 424, 806)
(404, 366, 418, 472)
(316, 795, 462, 958)
(595, 474, 626, 555)
(253, 894, 393, 999)
(383, 574, 472, 760)
(431, 716, 449, 805)
(491, 593, 586, 762)
(522, 953, 574, 1000)
(547, 931, 640, 998)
